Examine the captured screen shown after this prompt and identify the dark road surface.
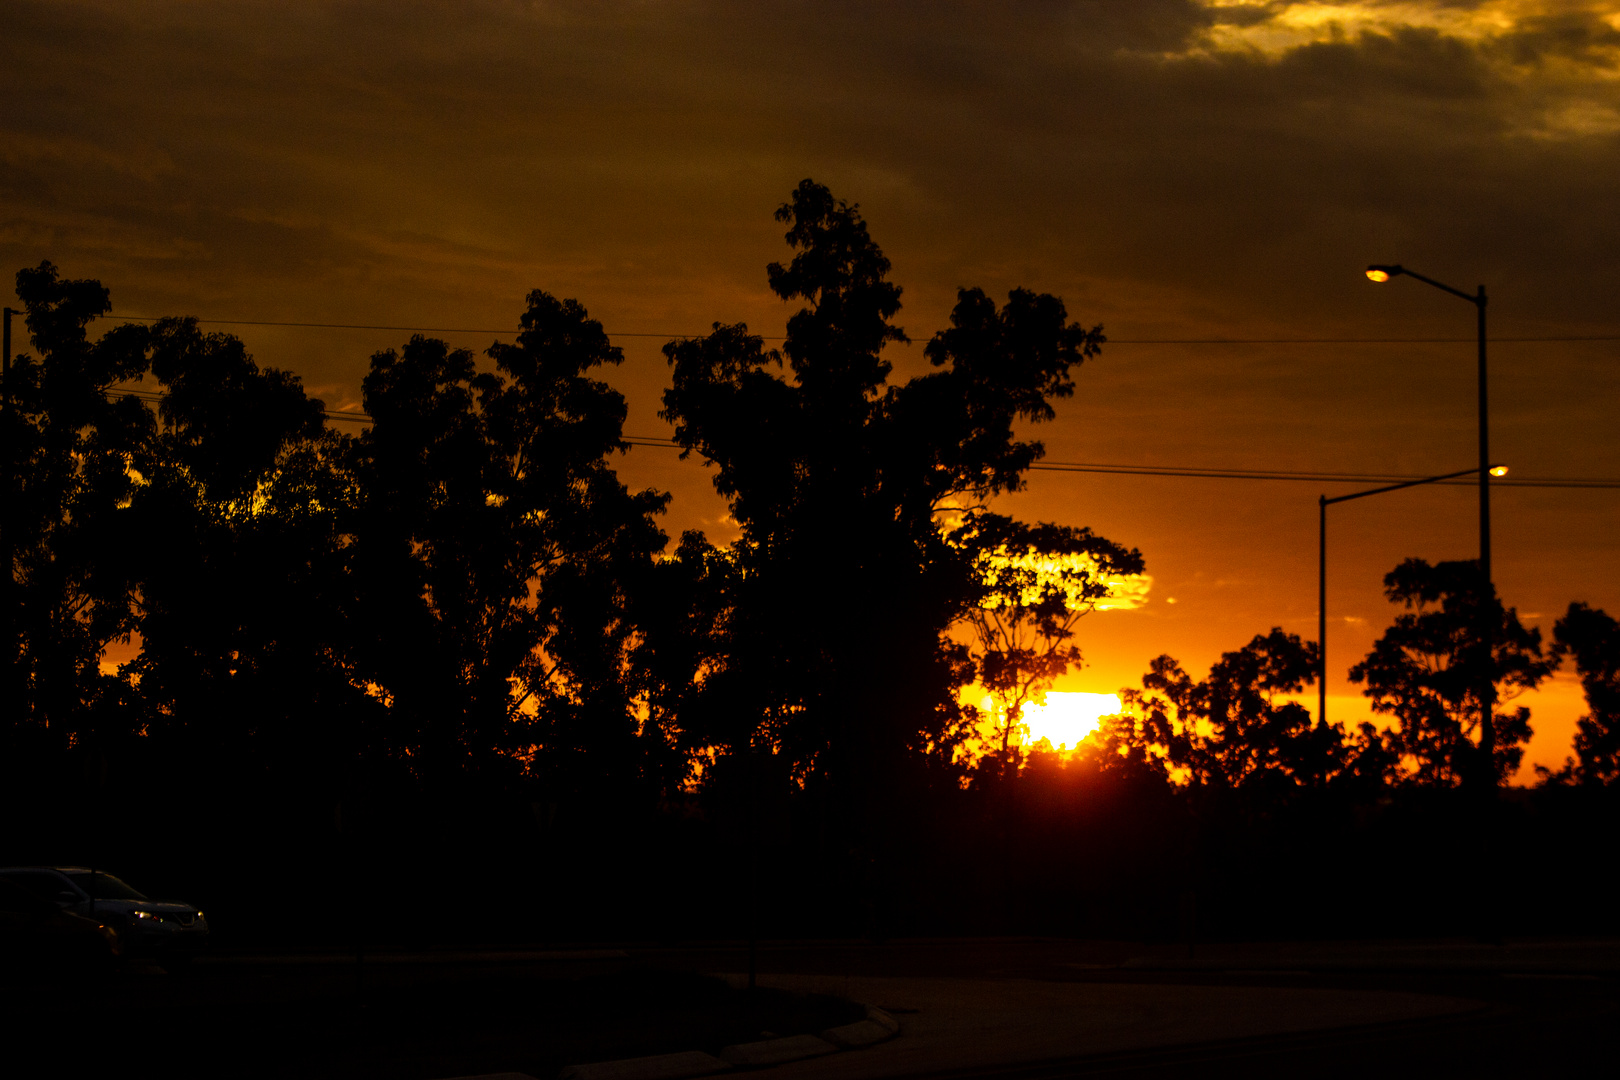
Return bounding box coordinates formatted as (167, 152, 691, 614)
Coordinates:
(4, 938, 1613, 1078)
(631, 938, 1620, 1077)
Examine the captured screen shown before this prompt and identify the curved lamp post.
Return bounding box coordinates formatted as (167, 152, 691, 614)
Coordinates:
(1365, 264, 1498, 785)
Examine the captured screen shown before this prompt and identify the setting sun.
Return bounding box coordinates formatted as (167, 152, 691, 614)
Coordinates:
(1001, 691, 1123, 751)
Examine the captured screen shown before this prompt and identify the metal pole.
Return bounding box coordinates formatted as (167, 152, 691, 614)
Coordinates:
(1319, 494, 1327, 727)
(2, 307, 9, 736)
(1476, 286, 1494, 785)
(1368, 266, 1498, 787)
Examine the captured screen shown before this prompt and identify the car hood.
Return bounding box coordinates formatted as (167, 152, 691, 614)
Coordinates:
(89, 899, 198, 914)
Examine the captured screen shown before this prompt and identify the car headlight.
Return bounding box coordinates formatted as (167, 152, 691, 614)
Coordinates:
(131, 910, 157, 921)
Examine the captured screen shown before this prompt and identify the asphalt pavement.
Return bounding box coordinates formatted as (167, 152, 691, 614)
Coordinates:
(11, 938, 1612, 1078)
(623, 938, 1620, 1078)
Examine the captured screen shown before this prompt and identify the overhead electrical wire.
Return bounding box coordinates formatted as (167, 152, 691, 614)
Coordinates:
(98, 388, 1620, 489)
(1024, 461, 1620, 489)
(103, 313, 1619, 345)
(628, 437, 1620, 489)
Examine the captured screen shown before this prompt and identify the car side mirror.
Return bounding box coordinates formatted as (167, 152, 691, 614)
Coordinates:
(53, 890, 79, 904)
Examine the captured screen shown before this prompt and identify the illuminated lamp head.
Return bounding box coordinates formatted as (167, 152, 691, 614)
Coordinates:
(1489, 465, 1509, 477)
(1365, 264, 1401, 283)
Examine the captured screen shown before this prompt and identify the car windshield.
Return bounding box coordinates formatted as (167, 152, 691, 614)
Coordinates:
(65, 871, 148, 901)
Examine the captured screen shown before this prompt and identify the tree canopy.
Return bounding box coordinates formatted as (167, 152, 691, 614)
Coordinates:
(659, 179, 1118, 827)
(954, 512, 1144, 758)
(3, 262, 153, 753)
(1350, 558, 1553, 787)
(1100, 629, 1390, 797)
(1546, 601, 1620, 785)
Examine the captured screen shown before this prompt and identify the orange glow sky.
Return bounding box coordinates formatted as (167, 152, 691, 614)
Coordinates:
(8, 1, 1620, 780)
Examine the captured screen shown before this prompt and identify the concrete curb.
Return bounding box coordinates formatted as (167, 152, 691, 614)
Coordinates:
(551, 1003, 901, 1080)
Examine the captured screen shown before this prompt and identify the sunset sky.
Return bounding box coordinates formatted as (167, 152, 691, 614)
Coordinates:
(5, 1, 1618, 778)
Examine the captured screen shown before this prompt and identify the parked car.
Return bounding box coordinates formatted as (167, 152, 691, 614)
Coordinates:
(0, 867, 208, 971)
(0, 877, 122, 975)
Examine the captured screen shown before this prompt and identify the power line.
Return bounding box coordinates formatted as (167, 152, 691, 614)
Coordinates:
(1026, 461, 1620, 489)
(96, 392, 1620, 489)
(109, 314, 533, 337)
(102, 313, 1618, 345)
(615, 435, 1620, 489)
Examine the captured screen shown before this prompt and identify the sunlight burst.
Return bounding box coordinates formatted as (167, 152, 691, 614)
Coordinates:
(981, 691, 1123, 751)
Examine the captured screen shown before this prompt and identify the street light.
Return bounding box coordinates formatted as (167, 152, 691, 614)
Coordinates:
(1318, 465, 1506, 729)
(1365, 263, 1497, 786)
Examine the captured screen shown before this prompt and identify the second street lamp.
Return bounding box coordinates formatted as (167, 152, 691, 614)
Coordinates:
(1318, 465, 1506, 729)
(1366, 263, 1498, 786)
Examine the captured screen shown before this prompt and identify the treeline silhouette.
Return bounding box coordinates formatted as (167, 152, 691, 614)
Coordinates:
(2, 181, 1616, 945)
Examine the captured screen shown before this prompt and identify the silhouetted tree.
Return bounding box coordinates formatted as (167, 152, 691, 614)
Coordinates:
(630, 529, 741, 771)
(353, 291, 670, 800)
(1100, 629, 1389, 795)
(953, 512, 1143, 758)
(1544, 602, 1620, 785)
(0, 262, 151, 752)
(660, 180, 1110, 835)
(120, 316, 369, 785)
(1350, 558, 1553, 786)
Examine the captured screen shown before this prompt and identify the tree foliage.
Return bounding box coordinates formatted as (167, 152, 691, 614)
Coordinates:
(659, 179, 1114, 825)
(1099, 629, 1388, 796)
(1, 261, 677, 809)
(1546, 602, 1620, 785)
(354, 292, 671, 797)
(122, 316, 361, 783)
(954, 512, 1143, 756)
(3, 186, 1128, 822)
(1, 262, 151, 750)
(1350, 558, 1553, 786)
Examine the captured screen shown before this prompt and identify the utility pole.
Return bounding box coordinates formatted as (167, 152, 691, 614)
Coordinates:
(1475, 286, 1494, 785)
(1318, 494, 1326, 727)
(1366, 266, 1496, 787)
(2, 306, 10, 734)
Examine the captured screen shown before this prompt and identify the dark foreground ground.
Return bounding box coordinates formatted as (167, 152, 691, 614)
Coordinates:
(4, 938, 1616, 1079)
(0, 950, 859, 1080)
(666, 938, 1620, 1077)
